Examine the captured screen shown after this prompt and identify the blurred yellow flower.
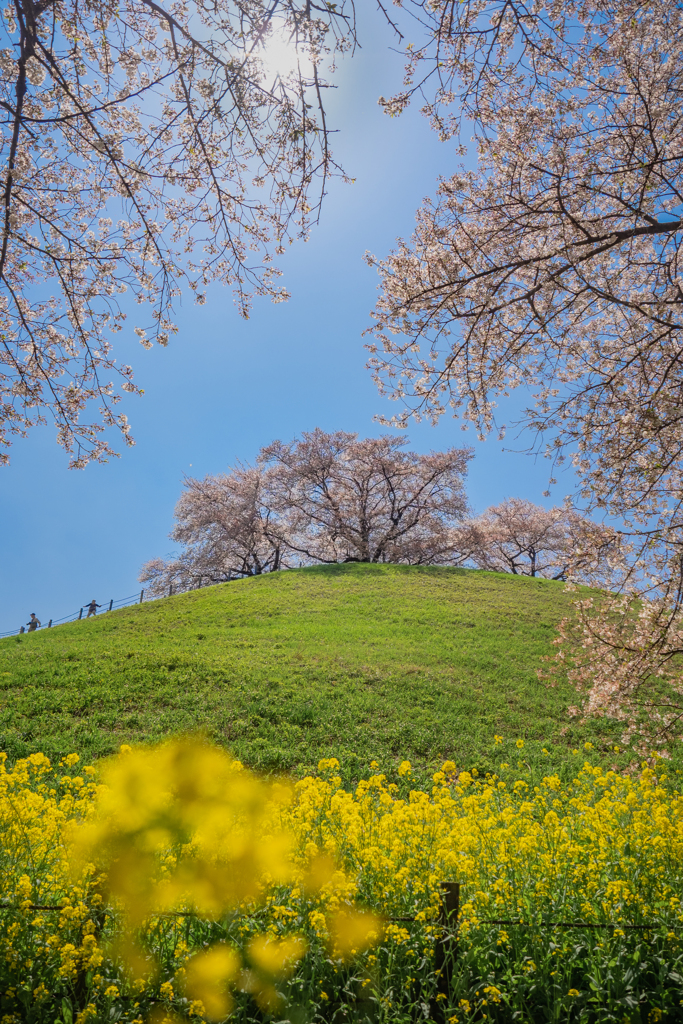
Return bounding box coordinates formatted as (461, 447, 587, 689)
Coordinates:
(70, 738, 296, 924)
(184, 945, 240, 1021)
(328, 909, 382, 960)
(302, 852, 337, 894)
(247, 934, 307, 979)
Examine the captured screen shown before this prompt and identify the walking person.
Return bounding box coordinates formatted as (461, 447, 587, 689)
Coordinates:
(85, 599, 101, 618)
(26, 613, 41, 632)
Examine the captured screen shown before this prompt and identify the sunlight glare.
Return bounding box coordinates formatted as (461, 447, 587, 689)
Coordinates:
(259, 29, 308, 83)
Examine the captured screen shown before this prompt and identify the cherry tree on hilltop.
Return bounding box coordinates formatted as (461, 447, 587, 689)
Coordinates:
(0, 0, 370, 466)
(453, 499, 619, 583)
(366, 0, 683, 745)
(139, 465, 289, 595)
(140, 430, 472, 592)
(261, 428, 472, 564)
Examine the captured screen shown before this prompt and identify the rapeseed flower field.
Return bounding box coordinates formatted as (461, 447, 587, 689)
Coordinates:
(1, 740, 682, 1024)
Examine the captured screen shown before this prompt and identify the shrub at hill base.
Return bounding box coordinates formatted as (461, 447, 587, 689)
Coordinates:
(1, 739, 682, 1024)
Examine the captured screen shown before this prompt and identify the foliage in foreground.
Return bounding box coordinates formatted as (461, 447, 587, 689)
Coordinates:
(1, 739, 682, 1024)
(0, 0, 368, 465)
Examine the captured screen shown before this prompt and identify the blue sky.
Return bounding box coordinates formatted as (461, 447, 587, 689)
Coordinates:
(0, 9, 576, 631)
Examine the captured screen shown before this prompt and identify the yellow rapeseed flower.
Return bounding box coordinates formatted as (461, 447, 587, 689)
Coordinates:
(2, 739, 682, 1024)
(248, 934, 307, 979)
(184, 945, 240, 1021)
(328, 909, 383, 961)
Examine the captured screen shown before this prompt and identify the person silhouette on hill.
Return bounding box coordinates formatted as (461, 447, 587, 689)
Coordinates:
(26, 613, 40, 632)
(86, 599, 101, 618)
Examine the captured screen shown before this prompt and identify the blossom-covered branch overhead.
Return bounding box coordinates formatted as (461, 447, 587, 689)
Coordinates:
(367, 0, 683, 744)
(0, 0, 363, 465)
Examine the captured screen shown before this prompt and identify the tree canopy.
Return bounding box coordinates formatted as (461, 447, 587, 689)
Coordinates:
(453, 499, 617, 583)
(139, 429, 472, 593)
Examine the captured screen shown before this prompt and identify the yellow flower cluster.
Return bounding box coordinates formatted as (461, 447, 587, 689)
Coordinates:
(0, 751, 105, 1023)
(70, 740, 296, 924)
(67, 740, 379, 1017)
(1, 742, 681, 1024)
(289, 757, 683, 932)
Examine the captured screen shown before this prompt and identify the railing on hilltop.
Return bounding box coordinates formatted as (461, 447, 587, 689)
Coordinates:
(0, 588, 151, 639)
(0, 576, 235, 640)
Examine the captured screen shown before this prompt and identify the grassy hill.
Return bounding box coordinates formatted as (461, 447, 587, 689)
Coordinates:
(0, 563, 635, 783)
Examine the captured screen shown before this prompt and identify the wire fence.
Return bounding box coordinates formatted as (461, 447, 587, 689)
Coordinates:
(0, 577, 227, 641)
(0, 589, 152, 639)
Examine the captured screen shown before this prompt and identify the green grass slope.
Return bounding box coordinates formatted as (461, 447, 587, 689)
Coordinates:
(0, 563, 629, 782)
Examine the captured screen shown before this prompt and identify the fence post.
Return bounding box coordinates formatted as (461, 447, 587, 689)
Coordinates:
(139, 589, 144, 604)
(108, 599, 113, 612)
(48, 619, 52, 628)
(433, 882, 460, 1019)
(441, 882, 460, 929)
(78, 607, 83, 620)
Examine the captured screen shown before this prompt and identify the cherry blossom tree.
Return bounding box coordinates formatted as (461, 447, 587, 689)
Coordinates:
(261, 427, 471, 564)
(139, 464, 290, 595)
(548, 592, 683, 751)
(0, 0, 369, 466)
(141, 429, 472, 592)
(453, 499, 618, 582)
(366, 0, 683, 744)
